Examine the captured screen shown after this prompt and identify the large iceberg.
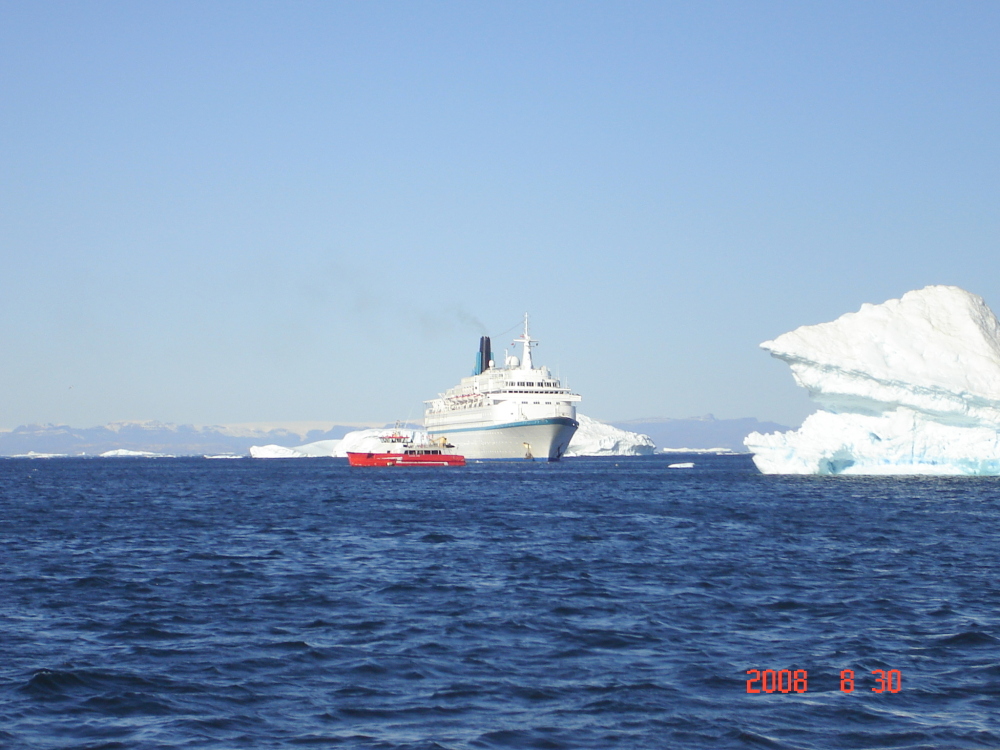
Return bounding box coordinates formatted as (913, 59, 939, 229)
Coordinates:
(564, 414, 655, 456)
(745, 286, 1000, 475)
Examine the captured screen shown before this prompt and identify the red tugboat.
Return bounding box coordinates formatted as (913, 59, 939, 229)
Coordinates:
(347, 429, 466, 467)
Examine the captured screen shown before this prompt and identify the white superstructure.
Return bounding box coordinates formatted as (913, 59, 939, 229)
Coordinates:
(424, 315, 580, 460)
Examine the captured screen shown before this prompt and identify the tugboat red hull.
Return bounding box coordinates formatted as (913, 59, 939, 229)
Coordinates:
(347, 452, 465, 467)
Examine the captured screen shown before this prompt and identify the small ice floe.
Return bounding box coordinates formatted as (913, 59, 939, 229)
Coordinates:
(249, 445, 308, 458)
(204, 454, 243, 459)
(659, 447, 736, 454)
(99, 449, 173, 458)
(668, 462, 695, 469)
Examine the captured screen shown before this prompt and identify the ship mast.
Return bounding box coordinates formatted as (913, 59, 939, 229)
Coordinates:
(512, 312, 537, 370)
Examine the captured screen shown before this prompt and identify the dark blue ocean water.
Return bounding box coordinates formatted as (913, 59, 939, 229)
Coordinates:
(2, 455, 999, 750)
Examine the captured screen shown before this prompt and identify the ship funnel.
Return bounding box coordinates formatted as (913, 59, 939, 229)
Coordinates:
(474, 336, 492, 375)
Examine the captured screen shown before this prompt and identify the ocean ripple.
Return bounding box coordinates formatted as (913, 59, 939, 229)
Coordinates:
(2, 456, 999, 748)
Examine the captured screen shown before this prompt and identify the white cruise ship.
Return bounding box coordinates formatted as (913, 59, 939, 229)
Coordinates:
(424, 316, 580, 460)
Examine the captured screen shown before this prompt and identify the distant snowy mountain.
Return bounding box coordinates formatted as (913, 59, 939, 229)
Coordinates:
(0, 422, 360, 457)
(1, 415, 791, 457)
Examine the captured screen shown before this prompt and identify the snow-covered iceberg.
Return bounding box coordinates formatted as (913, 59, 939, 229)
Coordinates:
(250, 428, 423, 459)
(249, 444, 311, 459)
(746, 286, 1000, 475)
(564, 414, 655, 456)
(99, 449, 174, 458)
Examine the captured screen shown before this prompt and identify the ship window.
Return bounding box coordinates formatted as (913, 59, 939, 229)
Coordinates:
(533, 401, 539, 404)
(545, 401, 551, 404)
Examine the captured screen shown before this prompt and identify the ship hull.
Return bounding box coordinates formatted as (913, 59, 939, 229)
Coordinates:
(426, 417, 578, 461)
(347, 452, 465, 467)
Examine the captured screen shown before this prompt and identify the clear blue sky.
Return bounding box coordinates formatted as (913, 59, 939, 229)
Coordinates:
(1, 1, 997, 429)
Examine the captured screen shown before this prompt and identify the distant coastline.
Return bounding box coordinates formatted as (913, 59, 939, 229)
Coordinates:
(0, 415, 790, 457)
